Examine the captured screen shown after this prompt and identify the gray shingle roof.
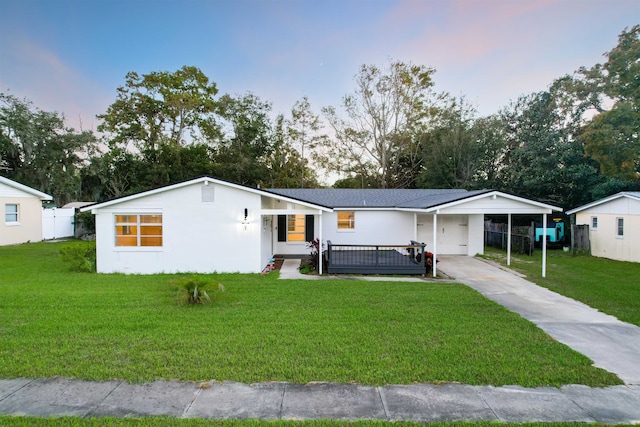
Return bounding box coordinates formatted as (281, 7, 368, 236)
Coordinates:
(265, 188, 492, 209)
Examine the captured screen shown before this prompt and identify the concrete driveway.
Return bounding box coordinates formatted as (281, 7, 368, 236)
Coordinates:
(437, 256, 640, 385)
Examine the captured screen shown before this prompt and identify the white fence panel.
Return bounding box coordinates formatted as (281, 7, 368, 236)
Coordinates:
(42, 208, 75, 239)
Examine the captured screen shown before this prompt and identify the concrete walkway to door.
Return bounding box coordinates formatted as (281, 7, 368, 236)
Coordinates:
(437, 256, 640, 385)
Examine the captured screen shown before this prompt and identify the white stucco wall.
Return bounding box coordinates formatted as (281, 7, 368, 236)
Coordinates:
(574, 197, 640, 262)
(467, 214, 485, 256)
(323, 210, 416, 246)
(271, 209, 421, 256)
(94, 182, 264, 274)
(416, 214, 483, 256)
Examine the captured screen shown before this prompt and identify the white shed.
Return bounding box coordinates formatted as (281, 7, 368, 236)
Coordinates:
(567, 192, 640, 263)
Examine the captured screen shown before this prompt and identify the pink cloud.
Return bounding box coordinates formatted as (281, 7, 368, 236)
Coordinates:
(1, 38, 110, 132)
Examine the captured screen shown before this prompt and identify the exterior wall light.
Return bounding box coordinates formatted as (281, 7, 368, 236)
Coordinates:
(242, 208, 249, 230)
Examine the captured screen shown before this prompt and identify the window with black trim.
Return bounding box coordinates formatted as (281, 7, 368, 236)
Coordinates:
(277, 214, 314, 242)
(591, 216, 598, 230)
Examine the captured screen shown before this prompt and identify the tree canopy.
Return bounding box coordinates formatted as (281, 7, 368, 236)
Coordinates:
(320, 59, 438, 188)
(2, 26, 639, 208)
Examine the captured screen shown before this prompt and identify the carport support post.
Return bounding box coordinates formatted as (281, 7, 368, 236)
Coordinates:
(507, 213, 512, 266)
(542, 213, 547, 278)
(318, 211, 323, 275)
(432, 212, 438, 278)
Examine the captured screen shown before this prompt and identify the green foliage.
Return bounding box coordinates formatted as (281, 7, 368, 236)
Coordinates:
(418, 97, 480, 189)
(582, 102, 640, 181)
(74, 211, 96, 235)
(59, 241, 96, 272)
(559, 25, 640, 183)
(173, 276, 225, 305)
(497, 91, 605, 209)
(97, 66, 219, 151)
(321, 59, 438, 189)
(0, 92, 97, 206)
(286, 96, 326, 188)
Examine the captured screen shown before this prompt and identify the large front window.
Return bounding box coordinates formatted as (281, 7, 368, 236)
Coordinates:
(115, 214, 163, 247)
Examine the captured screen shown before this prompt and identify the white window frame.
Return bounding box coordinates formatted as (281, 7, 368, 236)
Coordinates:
(591, 216, 598, 231)
(616, 217, 624, 238)
(5, 203, 19, 224)
(114, 213, 163, 248)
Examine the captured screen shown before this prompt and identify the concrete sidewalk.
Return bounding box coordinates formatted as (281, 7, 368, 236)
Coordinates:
(2, 377, 640, 423)
(437, 256, 640, 386)
(278, 258, 440, 282)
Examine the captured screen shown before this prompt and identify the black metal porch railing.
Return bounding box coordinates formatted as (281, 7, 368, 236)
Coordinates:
(325, 240, 427, 275)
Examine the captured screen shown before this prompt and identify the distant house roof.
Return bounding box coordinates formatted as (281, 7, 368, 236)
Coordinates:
(265, 188, 493, 209)
(0, 176, 53, 201)
(62, 202, 95, 209)
(566, 192, 640, 215)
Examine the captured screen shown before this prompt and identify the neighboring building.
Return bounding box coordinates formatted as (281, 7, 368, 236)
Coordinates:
(567, 192, 640, 263)
(82, 177, 561, 275)
(0, 176, 53, 246)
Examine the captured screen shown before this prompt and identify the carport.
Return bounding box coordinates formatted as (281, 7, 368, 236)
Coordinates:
(401, 191, 563, 277)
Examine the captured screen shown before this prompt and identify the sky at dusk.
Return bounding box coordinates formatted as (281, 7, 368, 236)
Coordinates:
(1, 0, 638, 132)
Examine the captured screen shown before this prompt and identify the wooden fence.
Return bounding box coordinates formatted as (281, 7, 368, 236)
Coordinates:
(571, 224, 590, 252)
(484, 221, 535, 255)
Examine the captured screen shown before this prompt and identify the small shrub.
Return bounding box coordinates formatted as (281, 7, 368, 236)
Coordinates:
(60, 241, 96, 272)
(173, 276, 225, 305)
(306, 238, 322, 272)
(74, 211, 96, 236)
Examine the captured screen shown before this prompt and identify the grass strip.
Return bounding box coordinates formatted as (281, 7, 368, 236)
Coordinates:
(0, 416, 610, 426)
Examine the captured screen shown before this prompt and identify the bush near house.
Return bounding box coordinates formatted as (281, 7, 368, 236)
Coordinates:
(60, 241, 96, 272)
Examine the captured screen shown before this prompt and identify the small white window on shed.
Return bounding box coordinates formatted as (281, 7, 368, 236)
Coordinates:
(201, 185, 215, 202)
(591, 216, 598, 230)
(616, 217, 624, 238)
(5, 203, 18, 223)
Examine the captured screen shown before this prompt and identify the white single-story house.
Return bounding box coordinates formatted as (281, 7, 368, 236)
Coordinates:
(82, 176, 562, 276)
(1, 176, 53, 246)
(567, 192, 640, 263)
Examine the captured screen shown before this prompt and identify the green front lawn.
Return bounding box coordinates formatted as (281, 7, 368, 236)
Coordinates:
(0, 242, 620, 387)
(481, 247, 640, 327)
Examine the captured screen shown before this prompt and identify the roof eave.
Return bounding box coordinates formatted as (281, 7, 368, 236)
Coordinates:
(566, 192, 640, 215)
(0, 176, 53, 200)
(81, 177, 332, 213)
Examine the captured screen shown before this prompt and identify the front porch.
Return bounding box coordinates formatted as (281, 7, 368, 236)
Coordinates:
(324, 240, 429, 275)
